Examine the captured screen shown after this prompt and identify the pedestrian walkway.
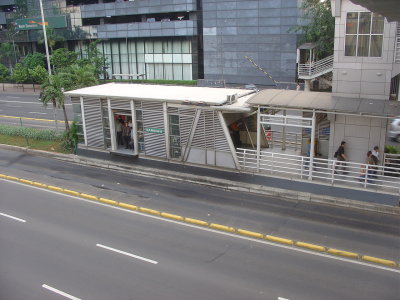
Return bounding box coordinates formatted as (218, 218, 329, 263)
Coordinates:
(76, 148, 399, 210)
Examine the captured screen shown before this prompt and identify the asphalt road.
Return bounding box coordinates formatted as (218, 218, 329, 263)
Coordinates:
(0, 91, 73, 130)
(0, 149, 399, 264)
(1, 179, 399, 300)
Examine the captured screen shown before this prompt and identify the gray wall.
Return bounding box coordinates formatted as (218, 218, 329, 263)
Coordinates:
(202, 0, 300, 86)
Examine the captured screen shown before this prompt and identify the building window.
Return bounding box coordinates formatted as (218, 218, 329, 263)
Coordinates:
(169, 114, 181, 159)
(345, 12, 384, 57)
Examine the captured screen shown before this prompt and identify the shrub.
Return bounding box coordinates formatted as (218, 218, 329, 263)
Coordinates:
(384, 145, 400, 154)
(0, 125, 62, 141)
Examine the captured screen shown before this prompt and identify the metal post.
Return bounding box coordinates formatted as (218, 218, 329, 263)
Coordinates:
(282, 110, 286, 150)
(256, 106, 261, 171)
(80, 96, 88, 146)
(218, 111, 241, 169)
(163, 102, 170, 159)
(108, 98, 116, 151)
(39, 0, 51, 77)
(308, 110, 316, 180)
(131, 100, 138, 155)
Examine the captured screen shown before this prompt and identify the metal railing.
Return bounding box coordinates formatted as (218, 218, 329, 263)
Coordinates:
(266, 131, 302, 151)
(237, 148, 400, 194)
(298, 55, 334, 79)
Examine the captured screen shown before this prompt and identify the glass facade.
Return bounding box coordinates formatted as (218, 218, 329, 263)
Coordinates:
(76, 39, 193, 80)
(345, 12, 384, 57)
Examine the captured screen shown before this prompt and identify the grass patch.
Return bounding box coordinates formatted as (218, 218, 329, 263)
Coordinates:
(0, 134, 69, 153)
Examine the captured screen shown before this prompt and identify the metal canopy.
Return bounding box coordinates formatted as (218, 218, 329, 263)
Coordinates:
(246, 89, 400, 117)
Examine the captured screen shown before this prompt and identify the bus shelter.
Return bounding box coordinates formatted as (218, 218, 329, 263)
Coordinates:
(65, 83, 256, 169)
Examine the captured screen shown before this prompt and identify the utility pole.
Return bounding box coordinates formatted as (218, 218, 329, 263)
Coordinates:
(39, 0, 51, 76)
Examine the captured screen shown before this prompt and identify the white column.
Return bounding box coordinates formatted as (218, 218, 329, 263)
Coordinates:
(218, 111, 240, 169)
(256, 106, 261, 170)
(308, 110, 316, 180)
(80, 96, 87, 146)
(304, 79, 311, 91)
(108, 98, 116, 151)
(163, 102, 170, 159)
(130, 100, 139, 155)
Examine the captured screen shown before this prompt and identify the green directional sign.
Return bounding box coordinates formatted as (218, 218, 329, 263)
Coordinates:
(15, 16, 67, 31)
(144, 127, 164, 134)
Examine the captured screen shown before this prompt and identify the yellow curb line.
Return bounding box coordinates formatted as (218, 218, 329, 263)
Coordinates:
(209, 223, 236, 233)
(185, 217, 208, 226)
(2, 173, 399, 269)
(139, 207, 161, 216)
(0, 114, 72, 123)
(266, 235, 294, 245)
(361, 256, 397, 267)
(327, 248, 359, 259)
(296, 241, 326, 252)
(99, 197, 118, 206)
(237, 229, 264, 239)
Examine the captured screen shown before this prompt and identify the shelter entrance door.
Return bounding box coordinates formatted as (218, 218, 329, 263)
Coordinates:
(113, 111, 135, 154)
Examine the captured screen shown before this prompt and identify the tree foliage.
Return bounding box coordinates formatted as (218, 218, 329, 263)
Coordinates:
(23, 52, 45, 69)
(0, 64, 10, 81)
(37, 28, 65, 53)
(50, 48, 78, 71)
(11, 63, 29, 83)
(78, 41, 108, 79)
(30, 65, 48, 84)
(289, 0, 335, 57)
(0, 42, 15, 71)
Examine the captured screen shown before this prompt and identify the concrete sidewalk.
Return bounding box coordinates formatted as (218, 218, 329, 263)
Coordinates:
(1, 143, 398, 215)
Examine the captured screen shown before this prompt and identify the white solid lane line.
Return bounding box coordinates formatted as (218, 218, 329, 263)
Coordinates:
(96, 243, 158, 264)
(0, 212, 26, 223)
(278, 297, 291, 300)
(42, 284, 82, 300)
(28, 112, 47, 115)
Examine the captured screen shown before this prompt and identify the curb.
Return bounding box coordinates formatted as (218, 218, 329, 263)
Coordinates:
(1, 143, 399, 215)
(1, 172, 399, 270)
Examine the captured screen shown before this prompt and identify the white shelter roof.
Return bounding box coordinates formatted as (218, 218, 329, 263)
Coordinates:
(65, 83, 255, 106)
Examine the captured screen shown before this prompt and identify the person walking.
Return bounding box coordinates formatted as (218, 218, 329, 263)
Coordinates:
(334, 141, 347, 174)
(122, 122, 131, 149)
(116, 118, 123, 146)
(360, 151, 375, 184)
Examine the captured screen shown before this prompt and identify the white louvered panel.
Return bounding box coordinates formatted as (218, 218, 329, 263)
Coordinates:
(204, 111, 215, 149)
(191, 111, 206, 148)
(70, 97, 80, 104)
(168, 107, 179, 114)
(213, 112, 230, 151)
(83, 99, 104, 148)
(111, 99, 131, 110)
(142, 102, 166, 157)
(396, 23, 400, 63)
(134, 101, 142, 108)
(178, 108, 195, 147)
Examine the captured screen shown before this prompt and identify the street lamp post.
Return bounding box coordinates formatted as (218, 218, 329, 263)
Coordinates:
(39, 0, 51, 76)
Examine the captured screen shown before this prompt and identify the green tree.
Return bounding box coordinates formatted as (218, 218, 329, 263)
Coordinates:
(78, 41, 108, 79)
(23, 52, 45, 69)
(40, 73, 70, 130)
(30, 65, 48, 85)
(11, 63, 29, 84)
(0, 63, 10, 91)
(0, 42, 15, 71)
(61, 64, 98, 90)
(289, 0, 335, 57)
(51, 48, 78, 71)
(37, 27, 65, 53)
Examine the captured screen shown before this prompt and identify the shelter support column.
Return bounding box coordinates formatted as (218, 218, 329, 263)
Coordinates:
(256, 106, 261, 171)
(218, 111, 241, 170)
(108, 98, 116, 151)
(182, 109, 201, 162)
(304, 79, 311, 92)
(163, 102, 170, 159)
(308, 110, 316, 180)
(80, 96, 88, 146)
(130, 100, 139, 156)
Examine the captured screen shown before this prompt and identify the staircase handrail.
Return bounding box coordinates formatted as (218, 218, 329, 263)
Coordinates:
(298, 55, 333, 77)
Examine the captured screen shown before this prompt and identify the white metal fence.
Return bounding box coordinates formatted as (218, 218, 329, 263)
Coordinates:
(237, 148, 400, 194)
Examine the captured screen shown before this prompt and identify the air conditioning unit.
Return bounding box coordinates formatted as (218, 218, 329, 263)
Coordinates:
(227, 94, 238, 104)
